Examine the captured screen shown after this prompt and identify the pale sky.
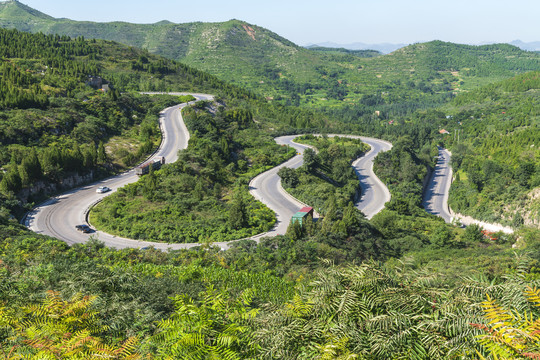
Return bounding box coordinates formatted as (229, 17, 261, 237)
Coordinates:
(16, 0, 540, 45)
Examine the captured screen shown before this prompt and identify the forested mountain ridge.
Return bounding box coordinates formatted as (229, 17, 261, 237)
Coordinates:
(2, 1, 540, 110)
(0, 26, 219, 216)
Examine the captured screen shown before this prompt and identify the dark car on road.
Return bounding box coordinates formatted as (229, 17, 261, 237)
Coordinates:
(75, 224, 93, 233)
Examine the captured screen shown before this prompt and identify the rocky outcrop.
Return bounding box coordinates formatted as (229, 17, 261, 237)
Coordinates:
(19, 171, 95, 203)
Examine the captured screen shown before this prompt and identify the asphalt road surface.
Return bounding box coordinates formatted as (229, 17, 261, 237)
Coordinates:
(422, 147, 453, 222)
(248, 134, 392, 238)
(26, 96, 394, 250)
(25, 94, 214, 251)
(248, 135, 315, 238)
(346, 136, 393, 218)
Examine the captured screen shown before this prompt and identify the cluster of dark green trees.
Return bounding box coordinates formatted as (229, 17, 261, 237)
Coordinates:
(0, 142, 105, 194)
(0, 29, 99, 108)
(374, 135, 436, 216)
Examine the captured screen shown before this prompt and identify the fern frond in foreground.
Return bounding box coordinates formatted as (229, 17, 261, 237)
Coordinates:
(473, 286, 540, 359)
(0, 290, 141, 359)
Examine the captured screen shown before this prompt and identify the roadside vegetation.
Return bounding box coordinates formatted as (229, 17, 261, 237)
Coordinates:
(0, 216, 536, 358)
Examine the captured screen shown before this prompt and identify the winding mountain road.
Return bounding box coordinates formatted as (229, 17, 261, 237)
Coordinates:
(423, 147, 453, 222)
(423, 146, 515, 233)
(25, 94, 213, 251)
(26, 96, 394, 250)
(249, 134, 392, 237)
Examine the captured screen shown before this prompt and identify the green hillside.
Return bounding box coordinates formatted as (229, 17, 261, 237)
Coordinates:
(305, 46, 382, 57)
(0, 26, 221, 213)
(0, 26, 330, 219)
(2, 1, 540, 110)
(0, 25, 339, 248)
(441, 72, 540, 228)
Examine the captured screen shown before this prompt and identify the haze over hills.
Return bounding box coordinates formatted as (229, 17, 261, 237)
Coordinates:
(305, 40, 540, 54)
(509, 40, 540, 52)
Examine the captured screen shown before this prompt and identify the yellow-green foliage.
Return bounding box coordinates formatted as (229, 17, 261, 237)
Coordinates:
(0, 291, 141, 359)
(474, 286, 540, 359)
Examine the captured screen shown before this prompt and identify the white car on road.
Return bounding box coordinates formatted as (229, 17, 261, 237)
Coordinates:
(96, 186, 111, 194)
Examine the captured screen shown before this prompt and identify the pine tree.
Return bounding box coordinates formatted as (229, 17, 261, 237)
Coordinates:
(142, 166, 157, 200)
(229, 193, 247, 230)
(0, 167, 22, 194)
(220, 136, 230, 159)
(286, 219, 304, 240)
(342, 201, 358, 231)
(18, 163, 30, 187)
(25, 148, 42, 181)
(97, 141, 107, 165)
(303, 148, 317, 173)
(304, 214, 315, 236)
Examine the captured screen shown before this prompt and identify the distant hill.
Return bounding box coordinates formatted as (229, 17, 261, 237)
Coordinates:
(1, 1, 540, 109)
(305, 46, 382, 58)
(0, 1, 352, 97)
(510, 40, 540, 52)
(305, 41, 407, 54)
(310, 40, 540, 54)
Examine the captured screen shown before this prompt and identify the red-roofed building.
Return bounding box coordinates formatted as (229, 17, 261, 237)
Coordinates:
(482, 230, 498, 241)
(292, 207, 314, 226)
(299, 207, 314, 216)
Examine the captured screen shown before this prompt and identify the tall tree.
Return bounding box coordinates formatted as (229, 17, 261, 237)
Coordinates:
(303, 148, 317, 173)
(97, 141, 108, 165)
(229, 193, 247, 230)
